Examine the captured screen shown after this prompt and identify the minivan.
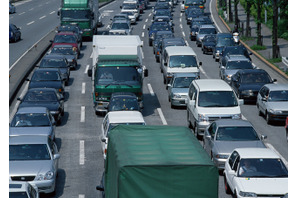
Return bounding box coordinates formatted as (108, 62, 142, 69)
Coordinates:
(186, 79, 243, 138)
(161, 46, 201, 84)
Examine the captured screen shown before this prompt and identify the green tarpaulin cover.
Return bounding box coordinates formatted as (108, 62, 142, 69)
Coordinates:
(105, 125, 218, 198)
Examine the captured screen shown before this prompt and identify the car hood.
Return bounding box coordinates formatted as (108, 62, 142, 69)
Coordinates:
(237, 177, 288, 195)
(167, 67, 199, 74)
(52, 43, 78, 49)
(239, 83, 266, 91)
(10, 160, 54, 176)
(29, 81, 63, 90)
(214, 141, 265, 155)
(171, 88, 189, 95)
(197, 106, 241, 115)
(109, 29, 130, 34)
(203, 41, 216, 46)
(19, 101, 60, 112)
(224, 69, 239, 76)
(9, 127, 53, 137)
(266, 101, 288, 111)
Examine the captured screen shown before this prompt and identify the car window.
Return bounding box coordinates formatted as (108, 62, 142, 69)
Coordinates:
(188, 83, 196, 99)
(228, 151, 239, 168)
(268, 90, 288, 102)
(233, 155, 240, 171)
(198, 91, 238, 107)
(216, 126, 260, 141)
(10, 144, 51, 161)
(208, 122, 216, 138)
(103, 116, 109, 136)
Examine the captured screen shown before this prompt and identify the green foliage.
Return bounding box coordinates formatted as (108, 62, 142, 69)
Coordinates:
(251, 45, 267, 51)
(269, 57, 282, 63)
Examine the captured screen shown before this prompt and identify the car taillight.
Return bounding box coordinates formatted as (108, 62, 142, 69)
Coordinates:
(95, 92, 99, 96)
(157, 51, 159, 55)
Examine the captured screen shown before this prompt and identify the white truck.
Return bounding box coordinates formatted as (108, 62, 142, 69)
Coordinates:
(88, 35, 148, 115)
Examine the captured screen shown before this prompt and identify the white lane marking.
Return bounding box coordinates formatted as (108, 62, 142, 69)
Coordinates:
(145, 18, 148, 22)
(182, 32, 185, 37)
(180, 13, 182, 17)
(90, 52, 93, 59)
(179, 18, 182, 22)
(79, 195, 85, 198)
(49, 11, 55, 15)
(143, 25, 146, 30)
(210, 0, 222, 33)
(149, 13, 152, 17)
(27, 21, 35, 25)
(147, 84, 155, 96)
(82, 82, 86, 94)
(185, 40, 189, 46)
(103, 10, 114, 13)
(18, 12, 25, 16)
(39, 15, 46, 20)
(141, 32, 144, 37)
(242, 115, 247, 120)
(265, 143, 288, 167)
(85, 65, 89, 74)
(180, 24, 183, 29)
(199, 67, 210, 79)
(99, 0, 116, 10)
(157, 108, 168, 125)
(80, 106, 85, 122)
(79, 140, 85, 165)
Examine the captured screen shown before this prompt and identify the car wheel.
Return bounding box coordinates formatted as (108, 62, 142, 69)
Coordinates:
(187, 110, 192, 129)
(257, 103, 262, 116)
(224, 175, 232, 194)
(149, 40, 152, 46)
(266, 111, 271, 124)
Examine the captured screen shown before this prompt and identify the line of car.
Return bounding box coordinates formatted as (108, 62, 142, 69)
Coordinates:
(9, 23, 85, 196)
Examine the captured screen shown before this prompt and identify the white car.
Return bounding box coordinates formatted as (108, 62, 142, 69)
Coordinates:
(10, 181, 39, 198)
(100, 111, 146, 159)
(224, 148, 288, 198)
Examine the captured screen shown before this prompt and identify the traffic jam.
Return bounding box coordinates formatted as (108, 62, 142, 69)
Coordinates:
(9, 0, 288, 197)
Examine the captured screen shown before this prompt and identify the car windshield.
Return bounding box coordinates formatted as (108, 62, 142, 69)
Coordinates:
(24, 91, 58, 102)
(238, 158, 288, 178)
(61, 9, 91, 20)
(155, 10, 171, 16)
(151, 23, 171, 31)
(54, 34, 76, 43)
(268, 90, 288, 102)
(9, 192, 29, 198)
(109, 97, 139, 111)
(10, 144, 51, 161)
(51, 47, 76, 55)
(173, 77, 195, 88)
(10, 113, 51, 127)
(156, 33, 173, 40)
(40, 59, 68, 68)
(107, 123, 145, 136)
(216, 126, 260, 141)
(198, 91, 238, 107)
(122, 3, 137, 9)
(226, 61, 253, 70)
(169, 55, 198, 67)
(217, 37, 235, 47)
(241, 73, 271, 84)
(31, 71, 61, 81)
(111, 22, 129, 30)
(96, 66, 141, 86)
(199, 28, 216, 34)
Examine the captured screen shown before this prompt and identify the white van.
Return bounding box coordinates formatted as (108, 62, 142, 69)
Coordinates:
(161, 46, 201, 84)
(186, 79, 243, 137)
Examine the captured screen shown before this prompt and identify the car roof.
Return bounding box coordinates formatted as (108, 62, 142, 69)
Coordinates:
(16, 107, 49, 114)
(264, 83, 288, 91)
(106, 111, 145, 124)
(9, 135, 49, 145)
(234, 148, 281, 159)
(156, 30, 173, 35)
(192, 79, 233, 91)
(165, 46, 196, 55)
(214, 119, 253, 127)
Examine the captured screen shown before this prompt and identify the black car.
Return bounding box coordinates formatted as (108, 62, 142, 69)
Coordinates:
(230, 69, 277, 103)
(153, 2, 171, 13)
(189, 24, 200, 41)
(108, 92, 140, 112)
(190, 17, 211, 28)
(201, 34, 216, 54)
(9, 24, 21, 43)
(57, 25, 83, 47)
(148, 22, 172, 46)
(17, 88, 65, 124)
(27, 68, 65, 95)
(220, 45, 253, 62)
(186, 8, 204, 24)
(213, 33, 235, 62)
(39, 54, 70, 85)
(153, 9, 172, 21)
(49, 44, 78, 70)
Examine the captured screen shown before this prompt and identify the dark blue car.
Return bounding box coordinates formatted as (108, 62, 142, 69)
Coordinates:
(9, 24, 21, 43)
(148, 22, 172, 46)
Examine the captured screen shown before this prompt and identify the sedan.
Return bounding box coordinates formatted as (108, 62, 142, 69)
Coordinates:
(257, 83, 288, 124)
(148, 22, 172, 46)
(51, 32, 80, 56)
(39, 54, 70, 85)
(201, 34, 216, 54)
(108, 92, 141, 112)
(9, 24, 21, 43)
(224, 148, 288, 198)
(57, 25, 83, 47)
(203, 119, 267, 170)
(27, 68, 65, 95)
(230, 69, 277, 103)
(17, 88, 64, 124)
(49, 44, 78, 70)
(10, 107, 56, 141)
(9, 135, 60, 194)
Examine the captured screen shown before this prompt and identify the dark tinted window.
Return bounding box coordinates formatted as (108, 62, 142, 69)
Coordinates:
(10, 144, 51, 161)
(241, 73, 271, 84)
(216, 126, 260, 141)
(10, 113, 51, 127)
(40, 58, 68, 68)
(268, 90, 288, 102)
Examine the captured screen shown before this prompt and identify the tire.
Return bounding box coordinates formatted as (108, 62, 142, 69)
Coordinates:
(149, 40, 152, 46)
(187, 110, 192, 129)
(224, 175, 232, 194)
(266, 111, 271, 124)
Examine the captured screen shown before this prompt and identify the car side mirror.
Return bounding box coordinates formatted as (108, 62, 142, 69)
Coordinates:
(120, 6, 122, 8)
(54, 154, 61, 159)
(57, 10, 60, 16)
(262, 97, 267, 101)
(101, 138, 106, 143)
(147, 27, 149, 30)
(228, 170, 235, 175)
(96, 185, 104, 191)
(261, 135, 267, 140)
(26, 78, 30, 81)
(144, 68, 148, 77)
(273, 79, 277, 82)
(164, 62, 167, 66)
(205, 133, 211, 139)
(166, 84, 172, 90)
(189, 100, 195, 106)
(199, 62, 202, 66)
(238, 99, 244, 105)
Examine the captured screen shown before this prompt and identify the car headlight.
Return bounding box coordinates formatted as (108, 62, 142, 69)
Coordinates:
(215, 154, 229, 159)
(173, 93, 181, 99)
(226, 74, 232, 79)
(188, 17, 192, 20)
(36, 171, 54, 181)
(167, 73, 173, 78)
(83, 29, 91, 32)
(232, 114, 242, 119)
(268, 109, 283, 114)
(50, 111, 59, 115)
(198, 114, 209, 122)
(239, 191, 257, 197)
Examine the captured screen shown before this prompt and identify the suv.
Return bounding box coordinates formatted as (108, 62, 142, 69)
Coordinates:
(186, 79, 243, 138)
(219, 55, 254, 84)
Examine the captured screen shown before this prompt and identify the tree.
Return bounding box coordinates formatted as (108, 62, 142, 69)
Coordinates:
(245, 0, 253, 37)
(272, 0, 278, 58)
(234, 0, 240, 28)
(228, 0, 233, 22)
(256, 0, 264, 46)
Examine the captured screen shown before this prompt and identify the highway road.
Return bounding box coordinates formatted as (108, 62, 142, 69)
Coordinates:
(9, 0, 288, 197)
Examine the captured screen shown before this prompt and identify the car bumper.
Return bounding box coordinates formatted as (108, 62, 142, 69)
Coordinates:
(213, 158, 227, 170)
(203, 46, 213, 54)
(267, 113, 288, 122)
(30, 179, 56, 194)
(171, 98, 186, 107)
(196, 121, 209, 136)
(95, 101, 108, 113)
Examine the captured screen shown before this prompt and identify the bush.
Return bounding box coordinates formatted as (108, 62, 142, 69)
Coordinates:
(251, 45, 267, 51)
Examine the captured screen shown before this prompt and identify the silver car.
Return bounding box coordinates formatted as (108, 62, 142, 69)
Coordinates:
(203, 119, 267, 170)
(9, 135, 60, 194)
(10, 107, 56, 141)
(257, 83, 288, 124)
(167, 73, 196, 108)
(10, 181, 39, 198)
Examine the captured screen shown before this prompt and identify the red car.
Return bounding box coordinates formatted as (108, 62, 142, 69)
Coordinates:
(51, 32, 80, 56)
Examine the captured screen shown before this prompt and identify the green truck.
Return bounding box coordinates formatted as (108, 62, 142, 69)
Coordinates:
(58, 0, 100, 39)
(88, 35, 148, 115)
(97, 125, 219, 198)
